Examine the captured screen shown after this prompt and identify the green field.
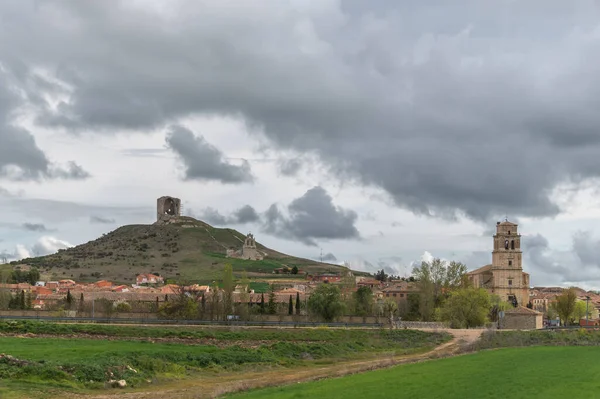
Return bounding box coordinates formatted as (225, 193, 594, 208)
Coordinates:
(0, 321, 449, 398)
(229, 346, 600, 399)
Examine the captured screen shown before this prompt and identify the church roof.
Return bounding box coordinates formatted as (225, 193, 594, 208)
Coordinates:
(505, 306, 542, 315)
(467, 264, 492, 274)
(498, 220, 518, 226)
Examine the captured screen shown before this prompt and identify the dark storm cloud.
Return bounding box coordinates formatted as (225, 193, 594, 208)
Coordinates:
(322, 252, 338, 262)
(21, 223, 49, 232)
(198, 205, 259, 226)
(89, 216, 116, 224)
(262, 186, 360, 246)
(165, 125, 254, 184)
(6, 1, 600, 219)
(0, 67, 90, 181)
(522, 232, 600, 287)
(277, 158, 303, 177)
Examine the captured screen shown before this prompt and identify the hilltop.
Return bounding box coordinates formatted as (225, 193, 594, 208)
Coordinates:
(13, 216, 354, 284)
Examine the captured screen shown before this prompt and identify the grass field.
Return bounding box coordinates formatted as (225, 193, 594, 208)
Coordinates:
(0, 321, 449, 398)
(229, 346, 600, 399)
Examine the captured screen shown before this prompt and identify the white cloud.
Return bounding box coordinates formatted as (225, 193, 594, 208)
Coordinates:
(13, 236, 74, 260)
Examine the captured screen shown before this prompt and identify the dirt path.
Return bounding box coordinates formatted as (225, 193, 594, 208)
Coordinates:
(61, 328, 482, 399)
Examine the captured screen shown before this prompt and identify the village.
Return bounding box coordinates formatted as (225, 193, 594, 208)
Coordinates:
(0, 201, 596, 328)
(1, 263, 598, 329)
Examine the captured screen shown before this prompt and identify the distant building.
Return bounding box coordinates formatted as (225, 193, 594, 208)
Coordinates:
(381, 281, 419, 303)
(357, 278, 383, 289)
(467, 220, 529, 307)
(94, 280, 113, 289)
(136, 274, 164, 285)
(308, 273, 341, 283)
(226, 233, 265, 261)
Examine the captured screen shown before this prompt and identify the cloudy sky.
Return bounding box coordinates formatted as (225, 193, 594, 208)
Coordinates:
(3, 0, 600, 289)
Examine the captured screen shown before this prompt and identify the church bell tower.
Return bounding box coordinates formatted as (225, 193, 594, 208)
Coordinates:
(492, 219, 522, 270)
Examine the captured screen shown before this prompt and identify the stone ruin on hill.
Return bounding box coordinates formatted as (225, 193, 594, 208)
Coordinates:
(156, 196, 181, 224)
(226, 233, 265, 261)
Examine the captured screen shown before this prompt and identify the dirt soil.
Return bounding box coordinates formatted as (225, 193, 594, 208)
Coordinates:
(60, 328, 483, 399)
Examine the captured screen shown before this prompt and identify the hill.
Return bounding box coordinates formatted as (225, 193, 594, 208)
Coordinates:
(12, 217, 355, 284)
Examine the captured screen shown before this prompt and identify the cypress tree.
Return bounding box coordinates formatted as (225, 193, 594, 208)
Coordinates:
(260, 293, 265, 314)
(268, 290, 277, 315)
(66, 289, 73, 310)
(295, 292, 301, 315)
(288, 295, 293, 315)
(20, 290, 25, 310)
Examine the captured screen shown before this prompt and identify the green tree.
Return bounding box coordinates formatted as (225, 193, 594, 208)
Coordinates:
(572, 300, 592, 324)
(79, 293, 85, 312)
(260, 293, 265, 314)
(353, 286, 373, 317)
(238, 271, 250, 320)
(25, 292, 32, 309)
(382, 299, 398, 328)
(308, 284, 345, 322)
(295, 291, 301, 315)
(441, 287, 491, 329)
(291, 266, 299, 275)
(158, 287, 198, 319)
(115, 302, 132, 313)
(19, 290, 26, 310)
(375, 269, 388, 282)
(412, 258, 468, 321)
(546, 305, 557, 321)
(288, 295, 293, 315)
(65, 289, 73, 310)
(8, 294, 17, 309)
(268, 286, 277, 315)
(223, 263, 234, 315)
(27, 268, 40, 285)
(200, 293, 206, 318)
(553, 288, 577, 326)
(489, 294, 513, 322)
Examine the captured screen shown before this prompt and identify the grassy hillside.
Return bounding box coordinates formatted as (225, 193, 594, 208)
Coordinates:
(12, 217, 352, 284)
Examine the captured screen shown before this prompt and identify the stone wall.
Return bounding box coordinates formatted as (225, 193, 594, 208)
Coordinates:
(500, 312, 543, 330)
(397, 321, 449, 329)
(0, 310, 381, 324)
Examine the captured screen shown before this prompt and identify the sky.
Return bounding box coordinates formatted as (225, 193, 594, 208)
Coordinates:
(3, 0, 600, 289)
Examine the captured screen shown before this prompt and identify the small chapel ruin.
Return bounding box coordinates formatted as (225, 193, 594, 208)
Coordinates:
(226, 233, 265, 261)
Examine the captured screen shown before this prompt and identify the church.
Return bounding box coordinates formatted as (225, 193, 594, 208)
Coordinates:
(467, 220, 530, 307)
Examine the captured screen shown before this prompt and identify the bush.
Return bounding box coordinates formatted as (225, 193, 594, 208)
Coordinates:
(115, 302, 132, 313)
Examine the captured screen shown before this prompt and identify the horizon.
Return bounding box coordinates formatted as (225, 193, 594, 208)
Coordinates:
(2, 1, 600, 290)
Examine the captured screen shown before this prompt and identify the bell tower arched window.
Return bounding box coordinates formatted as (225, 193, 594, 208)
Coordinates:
(511, 240, 515, 250)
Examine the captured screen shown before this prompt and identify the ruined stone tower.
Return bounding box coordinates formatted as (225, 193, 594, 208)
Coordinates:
(156, 196, 181, 224)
